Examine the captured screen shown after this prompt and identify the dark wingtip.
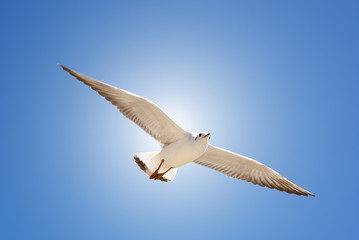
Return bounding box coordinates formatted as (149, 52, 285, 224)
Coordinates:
(309, 193, 317, 197)
(301, 191, 316, 197)
(57, 63, 70, 72)
(57, 64, 81, 82)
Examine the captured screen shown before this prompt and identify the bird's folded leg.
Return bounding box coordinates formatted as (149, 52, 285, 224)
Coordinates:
(150, 159, 164, 179)
(150, 160, 173, 180)
(151, 167, 173, 180)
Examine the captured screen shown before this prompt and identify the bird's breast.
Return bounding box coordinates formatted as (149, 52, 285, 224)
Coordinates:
(159, 137, 208, 168)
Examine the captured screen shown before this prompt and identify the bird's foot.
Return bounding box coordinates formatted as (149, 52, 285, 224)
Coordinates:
(150, 172, 165, 180)
(150, 159, 173, 181)
(150, 167, 173, 180)
(150, 159, 164, 179)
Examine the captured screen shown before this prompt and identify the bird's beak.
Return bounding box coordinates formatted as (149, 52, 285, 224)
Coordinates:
(204, 133, 210, 138)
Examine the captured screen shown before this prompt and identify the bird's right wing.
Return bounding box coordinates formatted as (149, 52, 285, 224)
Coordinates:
(60, 65, 187, 145)
(194, 145, 315, 196)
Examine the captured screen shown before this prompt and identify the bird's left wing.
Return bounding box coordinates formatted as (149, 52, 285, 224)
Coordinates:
(194, 145, 315, 196)
(60, 65, 187, 145)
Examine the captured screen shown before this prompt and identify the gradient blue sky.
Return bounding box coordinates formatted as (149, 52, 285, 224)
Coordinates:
(1, 1, 358, 239)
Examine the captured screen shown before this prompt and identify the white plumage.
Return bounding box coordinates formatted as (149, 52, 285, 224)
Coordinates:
(60, 65, 315, 197)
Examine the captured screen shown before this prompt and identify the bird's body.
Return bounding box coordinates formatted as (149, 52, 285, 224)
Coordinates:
(60, 64, 316, 196)
(160, 132, 209, 168)
(134, 132, 210, 182)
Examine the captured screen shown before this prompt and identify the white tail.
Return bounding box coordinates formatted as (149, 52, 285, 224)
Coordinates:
(133, 152, 178, 182)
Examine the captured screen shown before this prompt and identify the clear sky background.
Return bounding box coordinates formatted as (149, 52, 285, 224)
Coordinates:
(1, 1, 358, 239)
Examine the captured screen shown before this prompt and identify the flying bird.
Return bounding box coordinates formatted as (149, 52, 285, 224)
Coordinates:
(59, 65, 315, 197)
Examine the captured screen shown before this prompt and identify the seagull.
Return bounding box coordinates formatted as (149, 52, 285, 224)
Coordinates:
(59, 64, 315, 197)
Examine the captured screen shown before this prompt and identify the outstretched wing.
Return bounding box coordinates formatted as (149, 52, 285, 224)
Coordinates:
(194, 145, 315, 196)
(60, 65, 187, 145)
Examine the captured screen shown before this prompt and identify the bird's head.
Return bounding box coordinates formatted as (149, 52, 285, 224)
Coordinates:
(195, 132, 210, 142)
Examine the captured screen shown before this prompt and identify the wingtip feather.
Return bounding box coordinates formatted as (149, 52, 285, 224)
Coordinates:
(58, 63, 70, 73)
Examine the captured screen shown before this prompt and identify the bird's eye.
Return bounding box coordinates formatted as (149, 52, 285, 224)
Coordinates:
(199, 133, 202, 137)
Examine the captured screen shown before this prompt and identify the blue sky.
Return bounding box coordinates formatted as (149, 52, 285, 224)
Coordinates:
(1, 1, 358, 239)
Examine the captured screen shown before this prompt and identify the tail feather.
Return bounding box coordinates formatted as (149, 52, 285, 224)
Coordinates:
(134, 152, 178, 182)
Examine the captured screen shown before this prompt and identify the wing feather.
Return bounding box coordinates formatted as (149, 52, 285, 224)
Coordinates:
(60, 65, 187, 145)
(194, 145, 315, 196)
